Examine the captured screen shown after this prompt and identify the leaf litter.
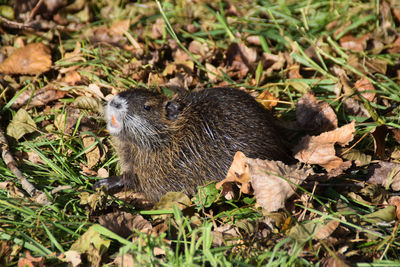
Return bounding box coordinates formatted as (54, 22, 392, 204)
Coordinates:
(1, 0, 400, 265)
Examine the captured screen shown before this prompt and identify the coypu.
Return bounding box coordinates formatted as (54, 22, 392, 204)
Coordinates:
(94, 87, 294, 202)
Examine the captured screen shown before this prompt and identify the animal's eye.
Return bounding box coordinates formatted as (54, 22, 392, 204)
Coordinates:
(143, 105, 151, 111)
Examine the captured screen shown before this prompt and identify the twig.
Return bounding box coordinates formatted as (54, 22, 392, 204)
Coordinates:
(27, 0, 45, 22)
(0, 16, 37, 30)
(0, 126, 51, 205)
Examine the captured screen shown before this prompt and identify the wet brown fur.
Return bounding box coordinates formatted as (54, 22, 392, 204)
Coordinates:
(103, 87, 293, 202)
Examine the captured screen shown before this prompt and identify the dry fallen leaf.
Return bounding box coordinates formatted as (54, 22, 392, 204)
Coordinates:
(313, 220, 340, 240)
(6, 109, 37, 140)
(0, 43, 52, 75)
(321, 253, 350, 267)
(367, 161, 400, 191)
(17, 251, 45, 267)
(99, 212, 152, 238)
(205, 63, 223, 83)
(217, 152, 313, 212)
(216, 151, 251, 194)
(114, 254, 135, 267)
(296, 93, 338, 134)
(293, 121, 356, 171)
(339, 34, 370, 52)
(354, 77, 375, 101)
(64, 251, 82, 267)
(256, 90, 278, 110)
(388, 196, 400, 220)
(12, 88, 67, 109)
(371, 125, 389, 159)
(262, 52, 285, 75)
(64, 71, 82, 85)
(81, 134, 101, 169)
(226, 42, 257, 78)
(249, 157, 313, 212)
(287, 64, 302, 79)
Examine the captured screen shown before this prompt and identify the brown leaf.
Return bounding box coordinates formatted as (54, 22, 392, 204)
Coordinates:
(216, 151, 251, 194)
(99, 212, 151, 237)
(249, 158, 313, 212)
(226, 42, 257, 78)
(321, 253, 350, 267)
(348, 54, 387, 75)
(262, 52, 285, 75)
(114, 254, 135, 267)
(0, 43, 52, 75)
(17, 251, 45, 267)
(293, 121, 356, 170)
(54, 108, 80, 134)
(339, 34, 370, 52)
(313, 220, 340, 240)
(205, 63, 222, 83)
(64, 251, 82, 267)
(393, 8, 400, 23)
(188, 40, 210, 57)
(12, 88, 67, 109)
(81, 134, 101, 169)
(212, 224, 239, 246)
(372, 125, 389, 159)
(64, 71, 82, 85)
(367, 161, 400, 191)
(256, 90, 278, 110)
(354, 77, 375, 101)
(287, 64, 302, 79)
(343, 97, 370, 118)
(296, 94, 338, 134)
(388, 196, 400, 220)
(217, 152, 313, 212)
(393, 129, 400, 144)
(109, 19, 130, 36)
(388, 36, 400, 53)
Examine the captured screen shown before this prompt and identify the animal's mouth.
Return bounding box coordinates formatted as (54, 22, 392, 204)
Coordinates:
(106, 105, 125, 135)
(106, 94, 128, 135)
(110, 114, 119, 127)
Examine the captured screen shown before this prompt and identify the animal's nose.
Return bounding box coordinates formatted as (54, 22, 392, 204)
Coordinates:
(110, 99, 122, 109)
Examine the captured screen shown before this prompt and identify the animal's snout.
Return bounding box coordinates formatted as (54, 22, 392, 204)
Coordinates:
(109, 99, 122, 109)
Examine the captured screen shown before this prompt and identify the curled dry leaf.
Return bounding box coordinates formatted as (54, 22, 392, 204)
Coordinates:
(367, 161, 400, 191)
(321, 253, 350, 267)
(12, 88, 67, 109)
(313, 220, 340, 240)
(388, 196, 400, 220)
(216, 151, 251, 194)
(354, 77, 375, 101)
(296, 93, 338, 134)
(64, 251, 82, 267)
(205, 63, 222, 83)
(262, 52, 285, 75)
(64, 71, 82, 85)
(256, 90, 278, 110)
(339, 34, 370, 52)
(249, 157, 313, 212)
(114, 254, 135, 267)
(217, 152, 313, 212)
(293, 121, 356, 171)
(81, 134, 101, 169)
(287, 64, 302, 79)
(6, 109, 37, 140)
(17, 251, 45, 267)
(99, 211, 152, 237)
(0, 43, 52, 75)
(371, 125, 389, 159)
(226, 42, 257, 78)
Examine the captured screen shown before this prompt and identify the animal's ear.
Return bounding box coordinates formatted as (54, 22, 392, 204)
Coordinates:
(165, 99, 184, 121)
